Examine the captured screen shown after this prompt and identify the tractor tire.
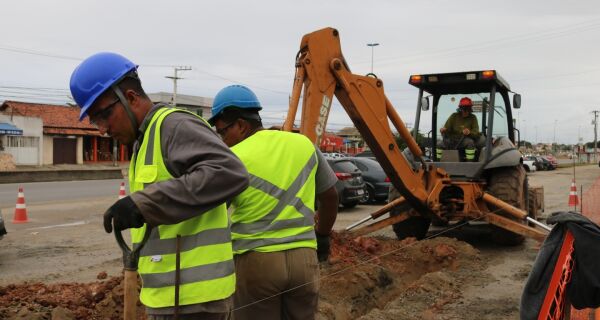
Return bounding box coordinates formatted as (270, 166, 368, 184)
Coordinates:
(391, 208, 431, 240)
(487, 165, 527, 246)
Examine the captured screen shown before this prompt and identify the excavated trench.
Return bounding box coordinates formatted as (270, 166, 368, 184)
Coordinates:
(0, 233, 486, 320)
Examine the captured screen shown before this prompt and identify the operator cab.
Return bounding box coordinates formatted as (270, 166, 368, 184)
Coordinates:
(408, 70, 522, 180)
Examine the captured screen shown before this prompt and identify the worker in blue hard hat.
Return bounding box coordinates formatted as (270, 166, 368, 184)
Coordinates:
(70, 52, 249, 319)
(209, 84, 339, 320)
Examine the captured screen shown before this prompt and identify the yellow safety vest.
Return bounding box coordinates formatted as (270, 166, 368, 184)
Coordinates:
(129, 107, 235, 308)
(230, 130, 318, 254)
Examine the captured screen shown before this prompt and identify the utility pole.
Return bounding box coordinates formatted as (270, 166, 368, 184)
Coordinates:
(165, 66, 192, 107)
(591, 110, 598, 162)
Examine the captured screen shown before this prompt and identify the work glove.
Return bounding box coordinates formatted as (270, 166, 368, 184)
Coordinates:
(103, 196, 145, 233)
(316, 233, 331, 263)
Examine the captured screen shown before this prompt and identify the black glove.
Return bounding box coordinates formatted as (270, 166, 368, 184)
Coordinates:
(103, 196, 145, 233)
(316, 233, 330, 263)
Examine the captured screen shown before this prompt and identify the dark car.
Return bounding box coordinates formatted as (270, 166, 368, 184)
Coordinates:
(354, 150, 375, 159)
(537, 156, 555, 171)
(0, 211, 6, 240)
(347, 157, 391, 203)
(327, 159, 366, 208)
(543, 155, 558, 170)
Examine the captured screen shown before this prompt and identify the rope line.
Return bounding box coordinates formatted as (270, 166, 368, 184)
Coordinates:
(231, 207, 515, 312)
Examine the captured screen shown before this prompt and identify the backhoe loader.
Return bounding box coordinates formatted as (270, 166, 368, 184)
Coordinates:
(283, 27, 548, 244)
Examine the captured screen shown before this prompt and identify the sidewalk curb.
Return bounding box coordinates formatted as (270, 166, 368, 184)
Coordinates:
(0, 169, 124, 184)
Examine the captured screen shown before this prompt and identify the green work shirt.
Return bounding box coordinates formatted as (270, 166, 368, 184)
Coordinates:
(443, 112, 480, 139)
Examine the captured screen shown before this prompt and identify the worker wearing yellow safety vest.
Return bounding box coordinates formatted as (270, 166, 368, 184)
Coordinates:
(70, 53, 249, 320)
(208, 85, 339, 320)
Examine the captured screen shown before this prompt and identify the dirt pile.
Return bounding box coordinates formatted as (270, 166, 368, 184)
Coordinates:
(318, 233, 485, 320)
(0, 274, 145, 320)
(0, 233, 485, 319)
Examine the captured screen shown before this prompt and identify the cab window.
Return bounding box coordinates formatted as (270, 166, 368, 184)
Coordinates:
(436, 93, 486, 142)
(490, 92, 509, 138)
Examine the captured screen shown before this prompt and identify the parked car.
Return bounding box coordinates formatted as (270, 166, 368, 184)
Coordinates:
(543, 155, 559, 169)
(323, 152, 346, 160)
(537, 156, 555, 171)
(347, 157, 391, 203)
(521, 156, 537, 172)
(355, 150, 374, 159)
(0, 211, 6, 240)
(327, 159, 366, 208)
(524, 155, 545, 171)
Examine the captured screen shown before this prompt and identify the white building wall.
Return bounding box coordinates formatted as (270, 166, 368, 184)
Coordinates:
(0, 115, 43, 165)
(77, 136, 83, 164)
(43, 135, 53, 165)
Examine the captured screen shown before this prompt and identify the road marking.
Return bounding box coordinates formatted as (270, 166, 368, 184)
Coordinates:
(26, 221, 87, 230)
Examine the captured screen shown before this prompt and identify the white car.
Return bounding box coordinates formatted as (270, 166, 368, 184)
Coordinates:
(521, 157, 537, 172)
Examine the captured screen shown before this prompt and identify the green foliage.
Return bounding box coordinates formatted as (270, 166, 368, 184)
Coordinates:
(395, 131, 429, 150)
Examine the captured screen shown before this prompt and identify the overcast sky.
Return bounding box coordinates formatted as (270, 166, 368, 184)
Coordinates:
(1, 0, 599, 144)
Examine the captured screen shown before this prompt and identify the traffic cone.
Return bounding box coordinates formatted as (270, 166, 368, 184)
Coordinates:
(118, 182, 126, 199)
(13, 187, 28, 223)
(568, 179, 579, 208)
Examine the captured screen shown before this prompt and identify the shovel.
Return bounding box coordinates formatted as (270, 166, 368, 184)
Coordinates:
(115, 227, 151, 320)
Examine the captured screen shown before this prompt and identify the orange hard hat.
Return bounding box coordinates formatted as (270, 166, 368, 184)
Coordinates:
(459, 97, 473, 108)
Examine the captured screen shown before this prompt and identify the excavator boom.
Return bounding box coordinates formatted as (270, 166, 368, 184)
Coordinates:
(284, 28, 431, 214)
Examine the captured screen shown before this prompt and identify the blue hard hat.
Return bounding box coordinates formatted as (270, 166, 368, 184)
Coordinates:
(69, 52, 138, 121)
(208, 85, 262, 125)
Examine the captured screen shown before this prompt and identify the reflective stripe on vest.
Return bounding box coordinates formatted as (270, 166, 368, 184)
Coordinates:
(129, 107, 235, 308)
(230, 130, 318, 254)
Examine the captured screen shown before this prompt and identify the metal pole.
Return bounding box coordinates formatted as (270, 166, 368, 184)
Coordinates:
(112, 138, 118, 167)
(593, 110, 599, 163)
(173, 68, 178, 107)
(366, 43, 379, 74)
(370, 46, 374, 73)
(553, 120, 557, 152)
(580, 184, 583, 214)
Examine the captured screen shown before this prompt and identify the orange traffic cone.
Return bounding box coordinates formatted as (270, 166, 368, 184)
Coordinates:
(568, 179, 579, 208)
(118, 182, 126, 199)
(13, 187, 28, 223)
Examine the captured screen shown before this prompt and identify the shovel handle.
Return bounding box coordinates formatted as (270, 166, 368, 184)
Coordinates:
(115, 227, 151, 320)
(123, 269, 139, 320)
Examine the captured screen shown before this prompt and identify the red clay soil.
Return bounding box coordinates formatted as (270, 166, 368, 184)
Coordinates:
(319, 232, 484, 319)
(0, 273, 146, 320)
(0, 232, 483, 319)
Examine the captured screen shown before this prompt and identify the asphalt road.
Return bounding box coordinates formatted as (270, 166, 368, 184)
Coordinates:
(0, 179, 128, 208)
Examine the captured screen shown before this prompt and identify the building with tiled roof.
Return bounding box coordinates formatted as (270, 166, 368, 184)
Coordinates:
(0, 101, 127, 165)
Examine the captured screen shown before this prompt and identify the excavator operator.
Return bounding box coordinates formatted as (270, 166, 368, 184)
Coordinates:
(439, 97, 482, 161)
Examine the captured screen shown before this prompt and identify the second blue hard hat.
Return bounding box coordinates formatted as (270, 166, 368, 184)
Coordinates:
(209, 85, 262, 125)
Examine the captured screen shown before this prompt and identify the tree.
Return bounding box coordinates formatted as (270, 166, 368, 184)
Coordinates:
(394, 132, 429, 151)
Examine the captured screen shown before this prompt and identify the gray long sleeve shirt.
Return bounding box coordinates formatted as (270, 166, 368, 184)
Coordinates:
(130, 104, 249, 227)
(129, 104, 248, 315)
